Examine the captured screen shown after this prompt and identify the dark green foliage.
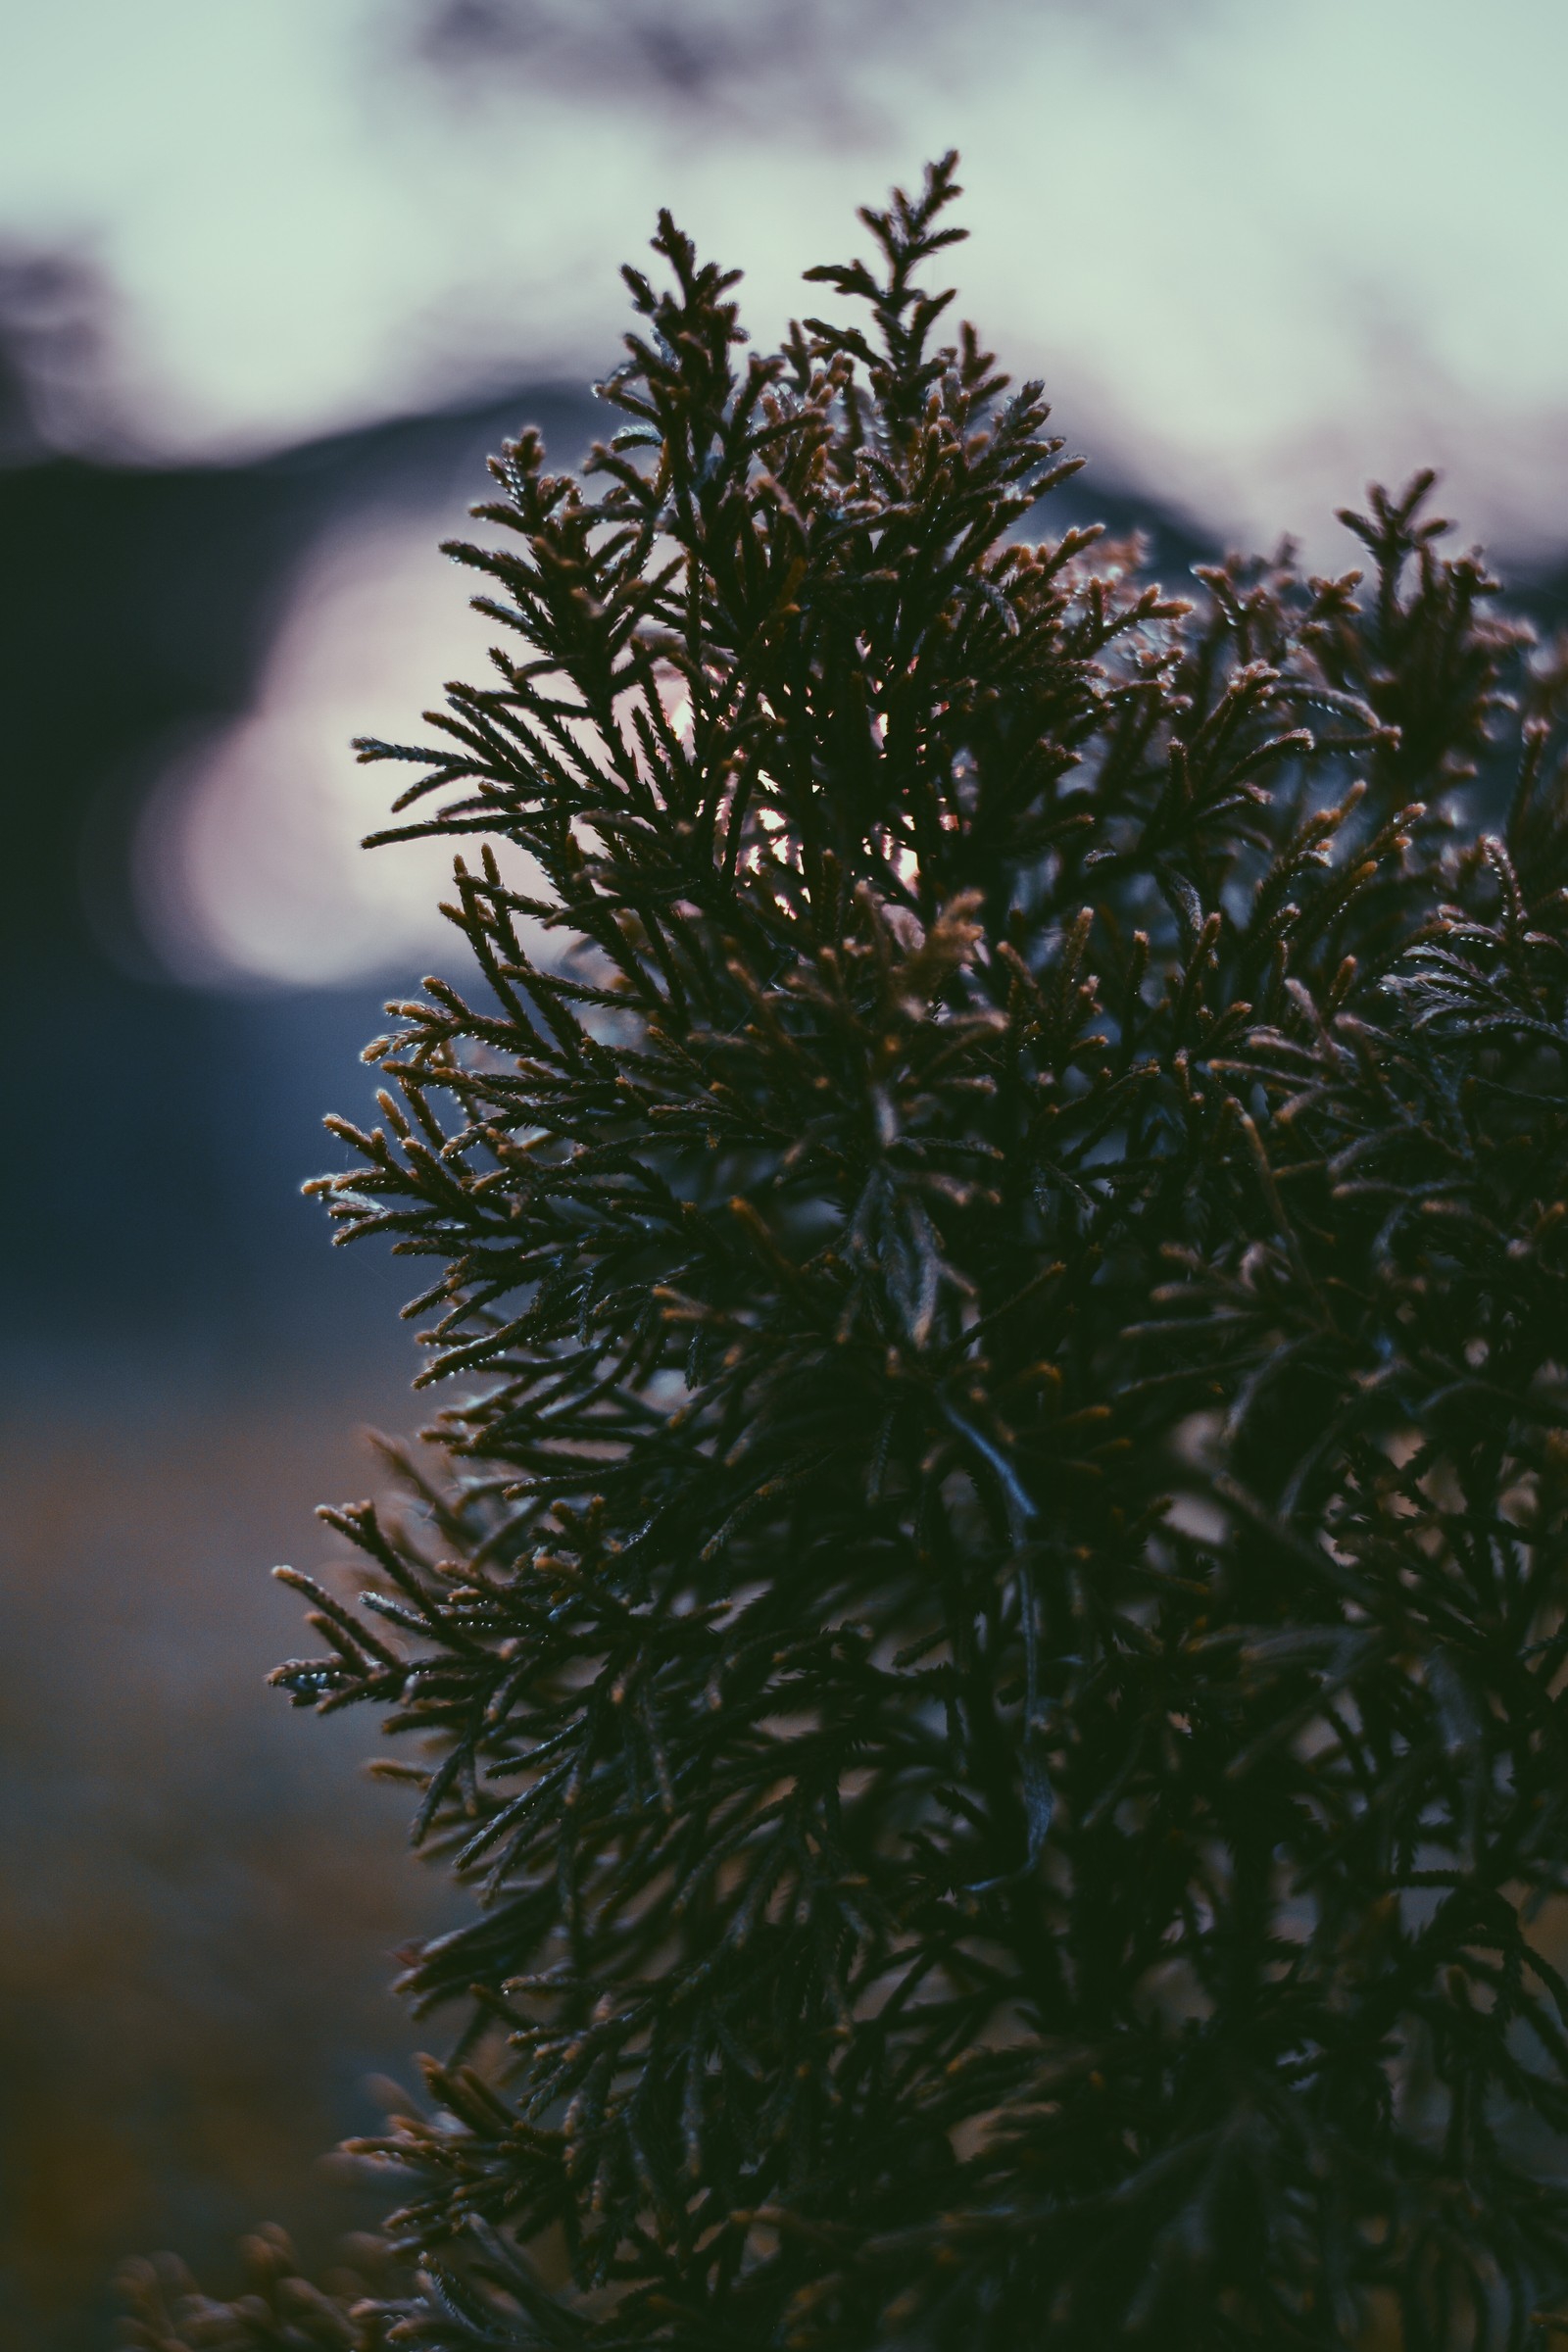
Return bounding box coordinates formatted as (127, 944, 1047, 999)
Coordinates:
(120, 2229, 405, 2348)
(142, 161, 1568, 2346)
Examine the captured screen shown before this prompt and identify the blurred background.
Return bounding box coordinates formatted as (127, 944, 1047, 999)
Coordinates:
(2, 1, 1567, 2341)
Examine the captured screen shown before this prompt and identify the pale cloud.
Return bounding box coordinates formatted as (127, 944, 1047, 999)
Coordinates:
(62, 0, 1566, 989)
(1, 0, 1566, 556)
(134, 513, 552, 988)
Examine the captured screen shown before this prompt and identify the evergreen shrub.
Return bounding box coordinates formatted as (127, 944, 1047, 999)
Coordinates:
(122, 157, 1568, 2349)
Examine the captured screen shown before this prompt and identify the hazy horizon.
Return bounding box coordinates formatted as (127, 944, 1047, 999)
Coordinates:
(3, 0, 1567, 564)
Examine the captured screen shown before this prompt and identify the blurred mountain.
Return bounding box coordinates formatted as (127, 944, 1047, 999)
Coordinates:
(0, 383, 598, 1390)
(0, 378, 1214, 1388)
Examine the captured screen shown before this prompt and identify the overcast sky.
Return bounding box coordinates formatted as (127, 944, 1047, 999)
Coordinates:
(10, 0, 1568, 988)
(4, 0, 1568, 557)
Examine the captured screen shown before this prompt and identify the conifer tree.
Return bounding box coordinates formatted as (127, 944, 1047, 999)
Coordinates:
(123, 158, 1568, 2349)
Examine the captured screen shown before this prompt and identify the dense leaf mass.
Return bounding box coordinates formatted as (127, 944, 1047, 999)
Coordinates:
(135, 160, 1568, 2348)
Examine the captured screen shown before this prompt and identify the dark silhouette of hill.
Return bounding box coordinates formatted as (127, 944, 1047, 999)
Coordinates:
(0, 386, 1213, 1383)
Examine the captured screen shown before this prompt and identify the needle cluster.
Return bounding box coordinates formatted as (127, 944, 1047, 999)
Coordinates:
(125, 159, 1568, 2350)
